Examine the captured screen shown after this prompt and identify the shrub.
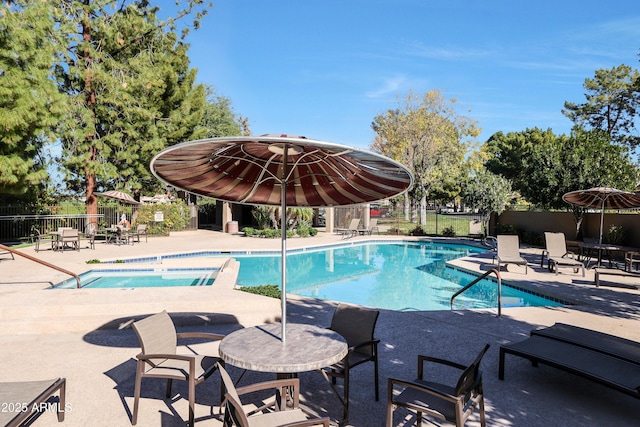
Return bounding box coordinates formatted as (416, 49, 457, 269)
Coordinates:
(133, 199, 190, 235)
(606, 225, 624, 245)
(238, 284, 281, 299)
(442, 226, 456, 237)
(409, 225, 427, 236)
(86, 259, 101, 264)
(243, 227, 256, 237)
(296, 221, 316, 237)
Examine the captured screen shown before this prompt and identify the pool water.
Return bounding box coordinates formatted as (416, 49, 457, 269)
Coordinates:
(55, 268, 217, 289)
(230, 242, 562, 311)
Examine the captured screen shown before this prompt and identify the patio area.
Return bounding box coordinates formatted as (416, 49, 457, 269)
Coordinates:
(1, 229, 640, 426)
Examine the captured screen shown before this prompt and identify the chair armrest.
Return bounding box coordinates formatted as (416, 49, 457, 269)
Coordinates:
(348, 338, 380, 353)
(418, 354, 466, 371)
(136, 352, 199, 362)
(177, 332, 225, 341)
(280, 418, 331, 427)
(235, 377, 300, 397)
(388, 377, 459, 404)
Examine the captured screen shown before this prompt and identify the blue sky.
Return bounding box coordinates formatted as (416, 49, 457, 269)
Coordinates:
(178, 0, 640, 150)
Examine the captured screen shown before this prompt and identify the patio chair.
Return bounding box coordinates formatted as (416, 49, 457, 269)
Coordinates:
(130, 224, 148, 243)
(57, 228, 80, 252)
(338, 218, 361, 239)
(494, 235, 528, 274)
(131, 310, 225, 426)
(541, 232, 585, 277)
(0, 378, 66, 426)
(32, 227, 55, 252)
(83, 223, 97, 250)
(387, 344, 490, 427)
(318, 303, 380, 423)
(218, 364, 330, 427)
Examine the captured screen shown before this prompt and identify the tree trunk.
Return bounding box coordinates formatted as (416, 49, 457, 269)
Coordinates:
(83, 7, 98, 224)
(404, 193, 410, 221)
(420, 193, 427, 225)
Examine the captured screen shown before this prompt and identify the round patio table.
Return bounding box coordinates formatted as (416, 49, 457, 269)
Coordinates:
(219, 323, 347, 374)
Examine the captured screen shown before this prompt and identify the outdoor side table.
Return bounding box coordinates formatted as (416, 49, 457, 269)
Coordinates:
(219, 323, 348, 374)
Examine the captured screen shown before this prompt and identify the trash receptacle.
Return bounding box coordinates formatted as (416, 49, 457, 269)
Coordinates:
(226, 221, 238, 234)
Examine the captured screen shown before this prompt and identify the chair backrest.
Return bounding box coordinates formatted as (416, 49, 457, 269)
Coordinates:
(347, 218, 361, 230)
(137, 224, 147, 233)
(497, 235, 520, 258)
(218, 364, 250, 427)
(85, 223, 97, 235)
(369, 218, 378, 229)
(454, 343, 490, 396)
(544, 232, 567, 257)
(62, 228, 79, 238)
(131, 311, 178, 357)
(330, 303, 379, 357)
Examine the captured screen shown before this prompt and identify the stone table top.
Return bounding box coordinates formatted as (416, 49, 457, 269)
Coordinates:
(219, 323, 348, 373)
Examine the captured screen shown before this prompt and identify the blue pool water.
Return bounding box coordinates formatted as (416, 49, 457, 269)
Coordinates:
(55, 268, 217, 289)
(55, 241, 563, 311)
(228, 242, 562, 311)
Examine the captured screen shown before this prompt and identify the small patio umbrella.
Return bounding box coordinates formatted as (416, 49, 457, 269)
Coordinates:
(95, 190, 140, 205)
(562, 187, 640, 244)
(150, 134, 413, 341)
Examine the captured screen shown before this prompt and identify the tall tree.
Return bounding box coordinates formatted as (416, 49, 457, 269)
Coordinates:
(50, 0, 211, 217)
(200, 86, 250, 138)
(520, 127, 639, 237)
(372, 90, 479, 225)
(0, 1, 66, 203)
(562, 64, 640, 149)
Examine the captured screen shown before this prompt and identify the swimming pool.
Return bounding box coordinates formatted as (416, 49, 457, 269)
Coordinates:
(55, 268, 218, 289)
(56, 241, 563, 311)
(224, 242, 561, 311)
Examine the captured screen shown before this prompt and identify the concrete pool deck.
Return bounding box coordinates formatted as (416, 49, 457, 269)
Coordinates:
(1, 229, 640, 426)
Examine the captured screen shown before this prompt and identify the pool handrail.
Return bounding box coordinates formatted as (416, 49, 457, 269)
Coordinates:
(450, 268, 502, 317)
(0, 243, 81, 288)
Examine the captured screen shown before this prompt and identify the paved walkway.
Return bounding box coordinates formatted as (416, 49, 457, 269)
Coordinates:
(1, 230, 640, 426)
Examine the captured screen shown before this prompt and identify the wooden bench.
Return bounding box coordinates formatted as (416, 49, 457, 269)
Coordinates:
(499, 323, 640, 400)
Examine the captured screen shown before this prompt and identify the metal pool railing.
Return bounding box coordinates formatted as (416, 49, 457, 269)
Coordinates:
(0, 244, 81, 288)
(450, 268, 502, 317)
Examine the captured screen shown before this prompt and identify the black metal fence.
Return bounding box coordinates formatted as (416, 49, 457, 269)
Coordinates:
(0, 206, 138, 243)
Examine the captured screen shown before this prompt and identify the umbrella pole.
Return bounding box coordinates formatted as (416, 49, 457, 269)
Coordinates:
(280, 146, 289, 342)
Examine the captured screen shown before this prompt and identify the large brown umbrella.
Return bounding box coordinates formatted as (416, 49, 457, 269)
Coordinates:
(151, 134, 413, 341)
(562, 187, 640, 244)
(95, 190, 140, 205)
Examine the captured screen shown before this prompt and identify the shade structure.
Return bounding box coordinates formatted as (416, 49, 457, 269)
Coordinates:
(150, 134, 414, 341)
(562, 187, 640, 244)
(95, 190, 140, 205)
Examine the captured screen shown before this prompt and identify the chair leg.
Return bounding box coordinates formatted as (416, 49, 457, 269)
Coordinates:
(165, 379, 173, 398)
(478, 394, 486, 427)
(132, 361, 144, 425)
(374, 355, 380, 401)
(188, 378, 196, 426)
(386, 404, 394, 427)
(342, 369, 349, 424)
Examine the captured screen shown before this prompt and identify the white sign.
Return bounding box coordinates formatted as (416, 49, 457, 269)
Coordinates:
(154, 211, 164, 222)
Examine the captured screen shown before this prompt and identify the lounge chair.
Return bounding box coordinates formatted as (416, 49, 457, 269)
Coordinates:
(0, 378, 66, 426)
(593, 266, 640, 288)
(494, 235, 528, 274)
(337, 218, 361, 239)
(541, 232, 585, 277)
(317, 303, 380, 424)
(387, 344, 490, 427)
(218, 364, 330, 427)
(499, 323, 640, 401)
(363, 218, 379, 235)
(131, 311, 225, 426)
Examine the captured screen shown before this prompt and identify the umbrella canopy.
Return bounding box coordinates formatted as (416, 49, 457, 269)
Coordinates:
(151, 134, 414, 341)
(562, 187, 640, 243)
(95, 190, 140, 205)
